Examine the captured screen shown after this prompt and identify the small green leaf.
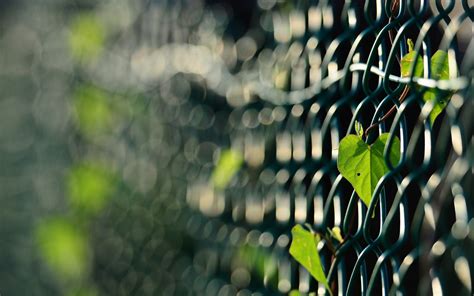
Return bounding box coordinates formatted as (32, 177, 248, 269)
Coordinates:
(354, 121, 364, 139)
(400, 41, 453, 124)
(424, 50, 450, 123)
(73, 85, 115, 138)
(289, 291, 316, 296)
(289, 225, 331, 293)
(36, 218, 89, 280)
(337, 134, 400, 207)
(407, 39, 414, 53)
(423, 89, 449, 123)
(211, 149, 243, 189)
(69, 13, 105, 62)
(329, 226, 343, 243)
(68, 163, 116, 214)
(66, 286, 99, 296)
(400, 49, 423, 77)
(400, 41, 423, 78)
(235, 243, 278, 289)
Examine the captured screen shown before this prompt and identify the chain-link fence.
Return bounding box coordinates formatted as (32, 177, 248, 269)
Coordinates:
(0, 0, 472, 295)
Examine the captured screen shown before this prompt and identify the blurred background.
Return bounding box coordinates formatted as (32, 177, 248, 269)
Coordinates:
(0, 1, 272, 295)
(0, 0, 472, 295)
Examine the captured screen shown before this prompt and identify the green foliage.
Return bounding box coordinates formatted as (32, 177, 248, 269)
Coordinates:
(69, 13, 105, 62)
(73, 85, 115, 138)
(400, 47, 424, 78)
(421, 51, 450, 123)
(36, 218, 89, 279)
(211, 149, 243, 189)
(328, 226, 343, 243)
(68, 162, 116, 214)
(236, 243, 277, 287)
(354, 120, 364, 139)
(66, 286, 99, 296)
(337, 133, 400, 207)
(289, 290, 316, 296)
(289, 225, 331, 294)
(400, 39, 452, 123)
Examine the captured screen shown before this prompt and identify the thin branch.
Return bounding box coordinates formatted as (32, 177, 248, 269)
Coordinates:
(365, 85, 409, 137)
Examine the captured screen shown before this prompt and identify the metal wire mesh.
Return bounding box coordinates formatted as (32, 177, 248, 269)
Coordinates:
(0, 0, 472, 295)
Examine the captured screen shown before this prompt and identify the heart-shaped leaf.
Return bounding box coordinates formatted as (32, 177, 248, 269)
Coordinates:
(337, 133, 400, 207)
(400, 40, 452, 123)
(289, 225, 331, 294)
(211, 149, 243, 189)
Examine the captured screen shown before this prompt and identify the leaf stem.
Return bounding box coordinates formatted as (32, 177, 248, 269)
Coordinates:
(365, 85, 409, 137)
(365, 0, 406, 138)
(323, 233, 337, 255)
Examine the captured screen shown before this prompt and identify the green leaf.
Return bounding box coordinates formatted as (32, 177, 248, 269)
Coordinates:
(73, 85, 115, 138)
(400, 42, 453, 124)
(36, 218, 89, 280)
(328, 226, 343, 243)
(68, 162, 116, 214)
(289, 225, 331, 293)
(66, 286, 99, 296)
(424, 50, 450, 123)
(430, 50, 450, 80)
(337, 134, 400, 207)
(69, 13, 105, 62)
(211, 149, 243, 189)
(235, 243, 278, 289)
(289, 291, 316, 296)
(400, 50, 424, 78)
(354, 121, 364, 139)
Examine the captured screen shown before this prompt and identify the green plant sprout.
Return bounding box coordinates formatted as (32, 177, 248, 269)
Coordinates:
(327, 226, 343, 243)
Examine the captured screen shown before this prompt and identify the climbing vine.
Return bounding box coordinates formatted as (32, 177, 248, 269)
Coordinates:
(289, 38, 453, 295)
